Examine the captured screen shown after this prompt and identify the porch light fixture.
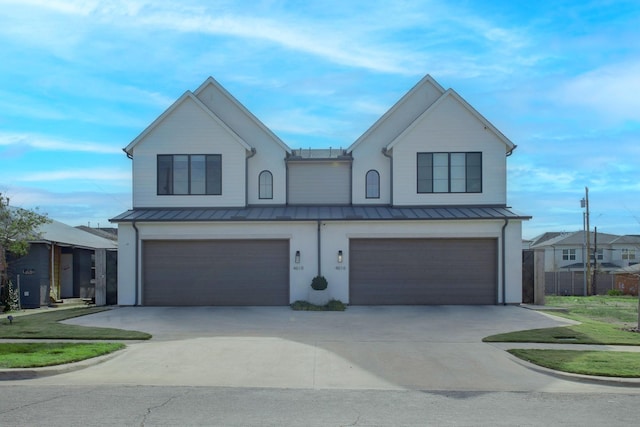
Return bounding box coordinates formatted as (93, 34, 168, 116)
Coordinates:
(295, 250, 301, 264)
(337, 250, 343, 263)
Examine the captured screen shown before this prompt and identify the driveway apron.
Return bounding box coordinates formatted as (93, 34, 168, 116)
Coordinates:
(21, 306, 629, 391)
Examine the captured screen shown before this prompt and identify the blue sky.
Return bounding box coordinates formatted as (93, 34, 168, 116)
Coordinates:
(1, 0, 639, 239)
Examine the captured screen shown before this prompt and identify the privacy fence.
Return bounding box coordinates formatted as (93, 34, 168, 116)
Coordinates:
(545, 272, 616, 296)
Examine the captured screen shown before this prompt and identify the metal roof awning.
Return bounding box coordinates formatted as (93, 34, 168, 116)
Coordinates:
(110, 205, 530, 223)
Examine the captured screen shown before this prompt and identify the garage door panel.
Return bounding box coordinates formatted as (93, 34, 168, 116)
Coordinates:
(350, 238, 497, 305)
(143, 240, 289, 306)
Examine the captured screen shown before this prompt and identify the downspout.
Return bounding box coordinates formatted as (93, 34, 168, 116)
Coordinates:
(285, 154, 289, 205)
(50, 242, 55, 305)
(382, 147, 393, 206)
(317, 220, 322, 276)
(245, 148, 256, 207)
(132, 221, 139, 306)
(501, 219, 510, 305)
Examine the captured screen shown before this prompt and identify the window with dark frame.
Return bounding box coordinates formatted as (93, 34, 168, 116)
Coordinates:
(417, 152, 482, 193)
(259, 170, 273, 199)
(157, 154, 221, 195)
(365, 170, 380, 199)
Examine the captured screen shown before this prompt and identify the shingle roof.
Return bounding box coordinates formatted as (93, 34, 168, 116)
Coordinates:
(110, 205, 530, 223)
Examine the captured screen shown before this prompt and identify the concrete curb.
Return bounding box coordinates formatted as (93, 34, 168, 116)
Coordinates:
(0, 345, 127, 381)
(504, 349, 640, 388)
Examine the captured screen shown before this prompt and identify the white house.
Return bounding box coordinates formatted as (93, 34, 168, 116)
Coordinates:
(111, 75, 529, 306)
(530, 230, 640, 272)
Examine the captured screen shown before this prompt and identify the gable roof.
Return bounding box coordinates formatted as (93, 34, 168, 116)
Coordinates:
(33, 219, 117, 250)
(194, 76, 291, 153)
(385, 88, 516, 152)
(123, 91, 252, 155)
(531, 230, 622, 248)
(347, 74, 446, 153)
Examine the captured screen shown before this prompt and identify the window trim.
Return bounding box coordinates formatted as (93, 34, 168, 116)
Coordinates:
(562, 249, 576, 261)
(258, 170, 273, 200)
(157, 154, 222, 196)
(417, 152, 482, 194)
(365, 169, 380, 199)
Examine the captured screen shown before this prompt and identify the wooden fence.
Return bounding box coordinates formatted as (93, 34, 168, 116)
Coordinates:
(545, 272, 616, 296)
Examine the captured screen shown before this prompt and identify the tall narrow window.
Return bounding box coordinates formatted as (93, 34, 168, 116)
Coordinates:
(259, 170, 273, 199)
(365, 170, 380, 199)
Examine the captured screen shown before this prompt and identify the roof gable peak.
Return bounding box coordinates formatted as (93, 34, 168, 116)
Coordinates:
(124, 91, 251, 154)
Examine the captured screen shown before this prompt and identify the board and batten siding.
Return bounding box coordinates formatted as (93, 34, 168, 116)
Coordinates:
(195, 83, 289, 205)
(392, 95, 508, 206)
(131, 97, 248, 208)
(288, 161, 351, 205)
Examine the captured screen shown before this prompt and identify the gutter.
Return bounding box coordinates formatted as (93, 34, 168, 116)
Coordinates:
(506, 145, 517, 157)
(382, 147, 393, 206)
(501, 218, 509, 305)
(132, 221, 139, 306)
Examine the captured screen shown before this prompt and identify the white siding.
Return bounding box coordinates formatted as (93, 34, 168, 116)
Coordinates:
(288, 161, 351, 205)
(392, 95, 507, 206)
(117, 221, 318, 305)
(116, 223, 137, 305)
(196, 83, 289, 205)
(116, 219, 524, 305)
(131, 97, 247, 208)
(351, 78, 444, 205)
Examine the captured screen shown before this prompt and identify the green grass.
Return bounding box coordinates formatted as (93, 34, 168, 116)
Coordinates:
(508, 349, 640, 378)
(484, 313, 640, 345)
(290, 299, 347, 311)
(0, 342, 125, 368)
(0, 307, 151, 340)
(545, 295, 639, 324)
(485, 296, 640, 377)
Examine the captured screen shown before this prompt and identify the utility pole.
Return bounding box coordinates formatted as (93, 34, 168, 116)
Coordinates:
(585, 187, 592, 296)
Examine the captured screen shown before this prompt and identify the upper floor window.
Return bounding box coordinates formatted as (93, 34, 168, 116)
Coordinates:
(259, 170, 273, 199)
(622, 248, 636, 260)
(592, 248, 604, 261)
(562, 249, 576, 261)
(157, 154, 221, 195)
(365, 170, 380, 199)
(417, 152, 482, 193)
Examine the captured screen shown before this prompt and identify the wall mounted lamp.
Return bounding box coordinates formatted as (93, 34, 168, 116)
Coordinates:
(295, 250, 301, 264)
(337, 250, 343, 263)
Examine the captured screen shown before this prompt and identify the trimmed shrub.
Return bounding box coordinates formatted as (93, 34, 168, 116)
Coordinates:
(311, 275, 328, 291)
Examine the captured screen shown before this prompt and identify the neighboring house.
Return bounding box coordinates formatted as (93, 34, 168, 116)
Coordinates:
(611, 263, 640, 295)
(8, 220, 118, 308)
(530, 231, 640, 273)
(111, 75, 529, 306)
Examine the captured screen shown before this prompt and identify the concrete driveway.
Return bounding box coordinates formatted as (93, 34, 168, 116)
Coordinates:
(27, 305, 622, 391)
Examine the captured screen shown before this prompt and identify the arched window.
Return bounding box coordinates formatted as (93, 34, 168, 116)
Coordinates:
(366, 170, 380, 199)
(259, 170, 273, 199)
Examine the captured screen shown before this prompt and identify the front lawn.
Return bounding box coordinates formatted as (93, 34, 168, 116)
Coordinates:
(485, 295, 640, 378)
(0, 342, 125, 368)
(508, 349, 640, 378)
(0, 307, 151, 340)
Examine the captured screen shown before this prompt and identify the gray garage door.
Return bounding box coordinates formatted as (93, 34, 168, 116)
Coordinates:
(350, 238, 497, 305)
(143, 240, 289, 306)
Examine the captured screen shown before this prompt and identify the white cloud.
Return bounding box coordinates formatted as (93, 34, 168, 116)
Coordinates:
(556, 61, 640, 123)
(15, 168, 130, 183)
(0, 132, 121, 154)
